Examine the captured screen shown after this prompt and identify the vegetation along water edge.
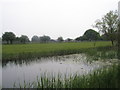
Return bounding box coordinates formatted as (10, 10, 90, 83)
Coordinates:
(2, 41, 114, 62)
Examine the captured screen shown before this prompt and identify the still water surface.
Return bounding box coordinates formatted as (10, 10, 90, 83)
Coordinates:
(2, 54, 112, 88)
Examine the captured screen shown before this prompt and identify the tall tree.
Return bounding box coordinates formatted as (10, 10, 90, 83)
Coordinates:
(2, 32, 16, 44)
(20, 35, 29, 44)
(118, 20, 120, 59)
(94, 10, 118, 46)
(83, 29, 101, 41)
(31, 35, 39, 42)
(57, 37, 64, 42)
(39, 35, 51, 43)
(75, 29, 100, 41)
(66, 38, 73, 42)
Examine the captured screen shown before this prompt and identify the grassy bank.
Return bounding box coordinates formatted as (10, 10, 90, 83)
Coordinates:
(15, 63, 120, 88)
(2, 41, 112, 61)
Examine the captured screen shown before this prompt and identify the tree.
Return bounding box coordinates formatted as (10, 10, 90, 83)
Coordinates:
(118, 1, 120, 59)
(83, 29, 101, 41)
(100, 34, 109, 41)
(20, 35, 29, 44)
(31, 35, 39, 42)
(14, 37, 21, 43)
(118, 19, 120, 59)
(94, 10, 118, 45)
(39, 35, 51, 43)
(75, 37, 80, 41)
(75, 29, 100, 41)
(57, 37, 64, 42)
(65, 38, 73, 42)
(75, 36, 87, 41)
(2, 32, 16, 44)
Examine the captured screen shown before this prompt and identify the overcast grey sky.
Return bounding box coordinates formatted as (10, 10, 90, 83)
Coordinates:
(1, 0, 120, 40)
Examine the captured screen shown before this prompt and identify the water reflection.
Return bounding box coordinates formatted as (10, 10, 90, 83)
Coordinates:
(2, 54, 111, 88)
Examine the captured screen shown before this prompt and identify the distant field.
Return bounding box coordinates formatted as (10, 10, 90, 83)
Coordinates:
(2, 41, 112, 61)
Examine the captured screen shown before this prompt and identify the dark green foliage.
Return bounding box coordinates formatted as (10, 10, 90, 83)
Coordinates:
(83, 29, 101, 41)
(75, 36, 87, 41)
(117, 21, 120, 59)
(31, 35, 39, 42)
(20, 35, 29, 44)
(94, 10, 118, 46)
(100, 34, 109, 41)
(39, 35, 51, 43)
(75, 29, 101, 41)
(2, 32, 16, 44)
(65, 38, 73, 42)
(57, 37, 64, 42)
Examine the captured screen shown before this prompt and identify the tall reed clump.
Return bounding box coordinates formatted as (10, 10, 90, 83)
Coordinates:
(15, 63, 120, 88)
(85, 46, 117, 61)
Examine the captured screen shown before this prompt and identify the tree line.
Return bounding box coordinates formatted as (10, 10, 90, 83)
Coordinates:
(2, 32, 66, 44)
(1, 28, 109, 44)
(2, 33, 30, 44)
(2, 10, 119, 46)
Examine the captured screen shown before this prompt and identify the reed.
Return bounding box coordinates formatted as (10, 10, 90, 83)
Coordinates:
(15, 63, 120, 88)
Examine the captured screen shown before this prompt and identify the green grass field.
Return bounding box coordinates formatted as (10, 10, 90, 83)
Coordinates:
(2, 41, 112, 61)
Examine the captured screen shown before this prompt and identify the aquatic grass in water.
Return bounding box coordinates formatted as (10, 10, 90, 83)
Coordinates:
(4, 53, 107, 88)
(85, 46, 118, 61)
(15, 63, 120, 88)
